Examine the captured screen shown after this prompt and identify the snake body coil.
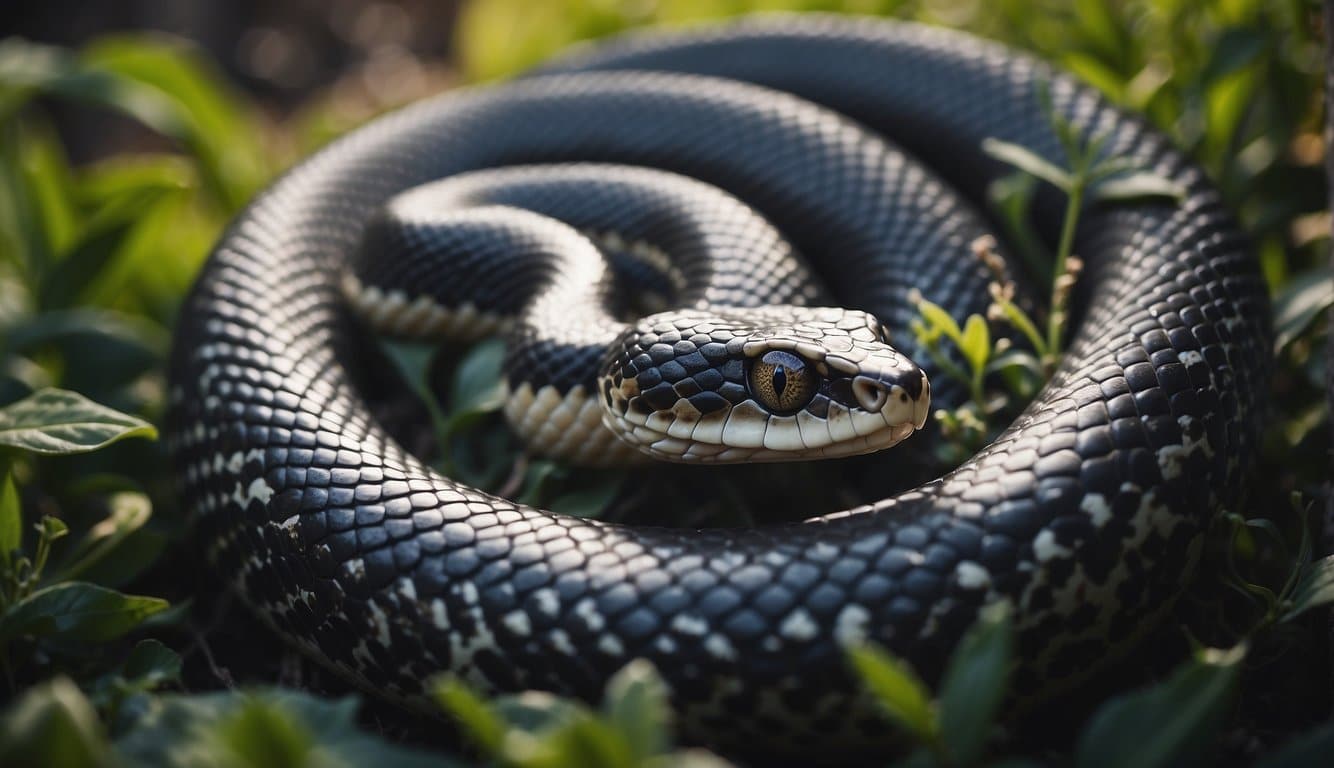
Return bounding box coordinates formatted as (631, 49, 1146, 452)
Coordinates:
(169, 15, 1269, 752)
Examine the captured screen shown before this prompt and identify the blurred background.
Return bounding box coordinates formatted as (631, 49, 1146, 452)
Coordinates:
(0, 1, 1329, 764)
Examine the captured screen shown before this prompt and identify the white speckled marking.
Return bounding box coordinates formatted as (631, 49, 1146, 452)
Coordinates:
(780, 608, 819, 642)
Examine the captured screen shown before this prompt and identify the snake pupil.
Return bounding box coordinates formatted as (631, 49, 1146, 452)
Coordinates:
(773, 366, 787, 397)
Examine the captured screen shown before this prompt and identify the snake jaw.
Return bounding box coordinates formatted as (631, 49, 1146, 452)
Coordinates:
(599, 307, 929, 462)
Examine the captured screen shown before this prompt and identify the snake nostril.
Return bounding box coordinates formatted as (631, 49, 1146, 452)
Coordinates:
(851, 377, 889, 412)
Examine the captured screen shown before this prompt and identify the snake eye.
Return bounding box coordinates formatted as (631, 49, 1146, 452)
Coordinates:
(748, 351, 818, 414)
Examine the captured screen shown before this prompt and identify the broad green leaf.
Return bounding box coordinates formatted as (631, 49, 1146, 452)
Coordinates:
(1280, 554, 1334, 622)
(1075, 645, 1245, 768)
(1273, 269, 1333, 353)
(981, 138, 1073, 192)
(0, 581, 167, 644)
(938, 603, 1014, 765)
(848, 644, 938, 745)
(603, 659, 671, 760)
(0, 469, 19, 566)
(959, 314, 991, 376)
(121, 638, 183, 690)
(1091, 172, 1185, 204)
(0, 677, 107, 768)
(434, 678, 507, 754)
(1254, 723, 1334, 768)
(0, 388, 156, 455)
(117, 689, 451, 768)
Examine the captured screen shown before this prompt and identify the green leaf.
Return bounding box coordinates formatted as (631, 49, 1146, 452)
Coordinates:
(1091, 171, 1185, 204)
(549, 476, 623, 519)
(959, 314, 991, 377)
(0, 581, 167, 644)
(848, 644, 938, 745)
(1075, 645, 1245, 768)
(982, 138, 1073, 192)
(81, 35, 268, 211)
(0, 388, 156, 455)
(0, 677, 108, 768)
(937, 603, 1014, 765)
(492, 689, 583, 733)
(213, 696, 314, 768)
(540, 713, 634, 768)
(603, 659, 671, 760)
(644, 750, 737, 768)
(1273, 269, 1333, 353)
(1280, 554, 1334, 622)
(117, 689, 452, 768)
(121, 638, 183, 690)
(448, 337, 507, 419)
(434, 677, 507, 754)
(53, 490, 153, 582)
(0, 469, 19, 567)
(915, 298, 965, 348)
(1255, 723, 1334, 768)
(39, 514, 68, 542)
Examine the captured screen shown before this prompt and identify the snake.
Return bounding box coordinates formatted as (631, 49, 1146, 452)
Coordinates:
(168, 14, 1270, 755)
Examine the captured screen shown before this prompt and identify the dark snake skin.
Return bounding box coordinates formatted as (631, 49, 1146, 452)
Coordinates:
(168, 15, 1270, 754)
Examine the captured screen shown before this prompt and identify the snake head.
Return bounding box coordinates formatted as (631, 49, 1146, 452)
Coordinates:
(598, 307, 930, 462)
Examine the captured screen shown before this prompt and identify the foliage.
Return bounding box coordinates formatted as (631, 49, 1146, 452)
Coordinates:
(437, 661, 730, 767)
(0, 0, 1330, 766)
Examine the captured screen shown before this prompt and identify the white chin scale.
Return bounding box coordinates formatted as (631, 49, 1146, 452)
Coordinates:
(603, 393, 925, 464)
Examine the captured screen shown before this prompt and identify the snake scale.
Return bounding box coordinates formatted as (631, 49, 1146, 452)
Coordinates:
(168, 14, 1270, 754)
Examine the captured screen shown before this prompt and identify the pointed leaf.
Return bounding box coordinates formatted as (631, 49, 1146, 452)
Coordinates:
(1280, 554, 1334, 622)
(959, 315, 992, 377)
(0, 581, 167, 644)
(982, 138, 1073, 192)
(848, 644, 938, 745)
(0, 470, 19, 566)
(916, 298, 965, 348)
(0, 388, 156, 455)
(1092, 172, 1185, 204)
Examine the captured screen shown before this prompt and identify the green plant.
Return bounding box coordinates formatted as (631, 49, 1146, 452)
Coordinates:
(0, 388, 165, 692)
(0, 0, 1327, 765)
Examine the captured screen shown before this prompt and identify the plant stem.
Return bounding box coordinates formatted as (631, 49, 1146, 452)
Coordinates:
(1046, 178, 1085, 366)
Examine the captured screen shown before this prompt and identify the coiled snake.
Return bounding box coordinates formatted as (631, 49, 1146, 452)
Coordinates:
(168, 15, 1269, 753)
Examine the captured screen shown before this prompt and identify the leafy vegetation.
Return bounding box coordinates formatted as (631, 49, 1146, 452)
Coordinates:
(0, 0, 1330, 765)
